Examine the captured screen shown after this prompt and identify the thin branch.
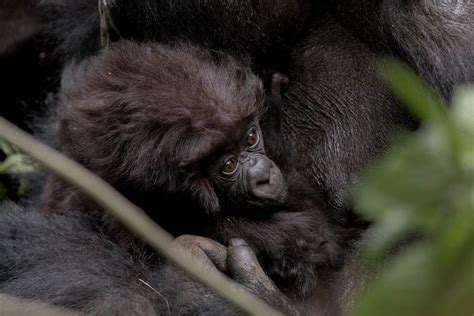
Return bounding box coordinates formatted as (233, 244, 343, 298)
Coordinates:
(0, 295, 81, 316)
(0, 117, 282, 316)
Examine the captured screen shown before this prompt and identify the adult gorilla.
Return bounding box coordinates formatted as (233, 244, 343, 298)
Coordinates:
(40, 1, 474, 199)
(0, 0, 473, 315)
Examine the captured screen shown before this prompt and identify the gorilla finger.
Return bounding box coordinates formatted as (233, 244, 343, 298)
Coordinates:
(173, 235, 228, 272)
(173, 237, 217, 271)
(227, 238, 278, 292)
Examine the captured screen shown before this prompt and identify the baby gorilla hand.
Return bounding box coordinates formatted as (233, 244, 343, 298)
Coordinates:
(173, 235, 298, 315)
(173, 234, 229, 273)
(227, 238, 298, 315)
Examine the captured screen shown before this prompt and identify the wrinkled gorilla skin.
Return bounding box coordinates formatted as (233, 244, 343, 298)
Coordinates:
(0, 0, 473, 315)
(332, 1, 474, 99)
(282, 1, 474, 215)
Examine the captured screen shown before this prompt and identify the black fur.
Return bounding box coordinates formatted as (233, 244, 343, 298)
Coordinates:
(0, 41, 359, 314)
(332, 1, 474, 99)
(0, 0, 57, 133)
(0, 202, 235, 315)
(45, 40, 355, 302)
(38, 0, 314, 72)
(1, 0, 473, 315)
(280, 1, 474, 215)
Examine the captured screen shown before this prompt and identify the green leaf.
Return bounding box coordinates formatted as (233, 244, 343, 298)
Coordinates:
(377, 59, 447, 123)
(355, 66, 474, 315)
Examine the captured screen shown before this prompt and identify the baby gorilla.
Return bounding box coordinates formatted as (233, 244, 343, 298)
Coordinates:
(44, 41, 353, 304)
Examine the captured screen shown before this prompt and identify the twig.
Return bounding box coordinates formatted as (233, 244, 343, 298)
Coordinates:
(0, 294, 81, 316)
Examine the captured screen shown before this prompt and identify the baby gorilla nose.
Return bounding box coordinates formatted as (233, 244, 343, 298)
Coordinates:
(247, 155, 287, 204)
(255, 164, 271, 186)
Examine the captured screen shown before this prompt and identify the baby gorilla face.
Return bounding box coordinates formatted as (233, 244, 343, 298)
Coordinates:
(206, 124, 287, 215)
(58, 40, 286, 217)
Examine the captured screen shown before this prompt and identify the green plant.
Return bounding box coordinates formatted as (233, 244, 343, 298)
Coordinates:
(355, 61, 474, 316)
(0, 140, 37, 200)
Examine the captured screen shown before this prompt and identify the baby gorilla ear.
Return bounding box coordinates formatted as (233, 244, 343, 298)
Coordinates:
(194, 179, 221, 214)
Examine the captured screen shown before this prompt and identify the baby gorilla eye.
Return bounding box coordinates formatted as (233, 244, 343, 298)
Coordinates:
(246, 127, 260, 148)
(221, 157, 239, 175)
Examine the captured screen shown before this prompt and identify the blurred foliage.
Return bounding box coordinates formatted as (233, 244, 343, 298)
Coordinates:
(355, 60, 474, 316)
(0, 139, 38, 201)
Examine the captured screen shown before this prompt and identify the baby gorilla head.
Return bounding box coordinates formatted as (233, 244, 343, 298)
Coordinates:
(58, 41, 286, 216)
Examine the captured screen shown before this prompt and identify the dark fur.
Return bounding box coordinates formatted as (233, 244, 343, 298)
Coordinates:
(0, 41, 357, 314)
(279, 1, 473, 215)
(38, 0, 315, 72)
(1, 0, 473, 315)
(42, 41, 355, 303)
(0, 202, 236, 315)
(332, 1, 474, 99)
(35, 1, 474, 214)
(0, 0, 57, 133)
